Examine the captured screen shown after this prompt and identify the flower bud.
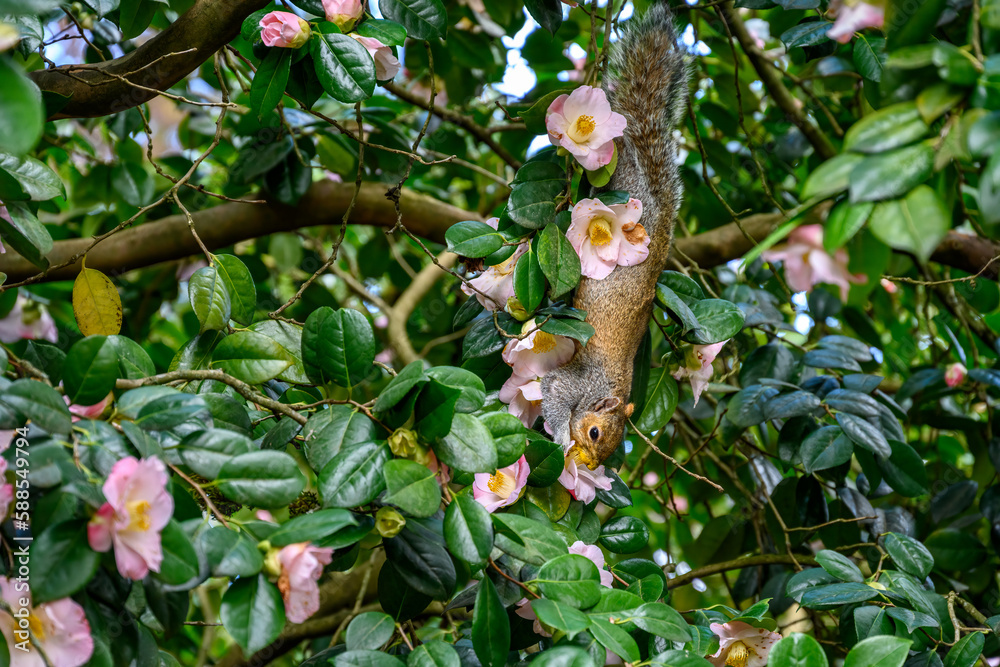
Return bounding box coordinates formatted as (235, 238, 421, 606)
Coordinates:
(388, 428, 419, 459)
(506, 297, 531, 321)
(945, 362, 967, 388)
(322, 0, 363, 31)
(259, 11, 312, 49)
(375, 506, 406, 538)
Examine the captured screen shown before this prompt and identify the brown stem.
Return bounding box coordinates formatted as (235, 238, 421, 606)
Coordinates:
(666, 553, 818, 590)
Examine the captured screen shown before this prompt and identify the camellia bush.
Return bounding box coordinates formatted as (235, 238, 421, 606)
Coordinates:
(2, 0, 1000, 665)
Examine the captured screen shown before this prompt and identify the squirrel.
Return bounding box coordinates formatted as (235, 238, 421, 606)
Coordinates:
(540, 3, 689, 469)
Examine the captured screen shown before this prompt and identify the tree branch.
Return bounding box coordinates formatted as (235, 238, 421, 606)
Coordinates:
(666, 553, 818, 590)
(30, 0, 269, 120)
(719, 1, 837, 160)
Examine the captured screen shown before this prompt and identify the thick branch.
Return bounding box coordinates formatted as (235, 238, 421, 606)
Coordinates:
(387, 251, 459, 365)
(0, 183, 996, 287)
(0, 181, 472, 283)
(30, 0, 268, 120)
(719, 1, 837, 160)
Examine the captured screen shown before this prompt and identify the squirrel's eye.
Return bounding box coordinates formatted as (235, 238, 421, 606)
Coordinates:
(589, 426, 600, 441)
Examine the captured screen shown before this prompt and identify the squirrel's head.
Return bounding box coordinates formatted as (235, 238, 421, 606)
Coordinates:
(568, 396, 634, 469)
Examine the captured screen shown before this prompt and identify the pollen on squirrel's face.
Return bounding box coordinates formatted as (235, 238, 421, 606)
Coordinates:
(570, 399, 635, 469)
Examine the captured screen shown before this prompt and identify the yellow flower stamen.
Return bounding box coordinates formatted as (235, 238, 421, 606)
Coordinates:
(726, 641, 750, 667)
(588, 218, 613, 247)
(28, 614, 44, 640)
(127, 500, 152, 531)
(487, 471, 516, 498)
(568, 114, 596, 143)
(532, 330, 557, 354)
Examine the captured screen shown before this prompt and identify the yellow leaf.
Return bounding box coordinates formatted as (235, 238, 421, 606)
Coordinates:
(73, 267, 122, 336)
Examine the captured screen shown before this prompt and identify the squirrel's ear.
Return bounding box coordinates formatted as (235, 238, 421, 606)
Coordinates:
(625, 402, 635, 417)
(593, 397, 622, 413)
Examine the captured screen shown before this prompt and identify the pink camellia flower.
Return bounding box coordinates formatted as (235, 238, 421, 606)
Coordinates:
(502, 319, 575, 378)
(322, 0, 363, 31)
(545, 86, 626, 171)
(945, 362, 967, 388)
(499, 373, 544, 428)
(566, 197, 649, 280)
(707, 621, 781, 667)
(672, 340, 728, 407)
(760, 224, 866, 301)
(827, 0, 885, 44)
(259, 11, 311, 48)
(473, 455, 530, 512)
(880, 278, 898, 294)
(568, 541, 614, 587)
(0, 297, 58, 345)
(87, 456, 174, 580)
(64, 392, 113, 422)
(0, 577, 93, 667)
(351, 35, 401, 81)
(277, 542, 334, 623)
(558, 451, 613, 504)
(462, 218, 528, 311)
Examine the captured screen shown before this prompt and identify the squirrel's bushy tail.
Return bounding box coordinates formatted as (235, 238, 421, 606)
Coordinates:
(604, 2, 688, 210)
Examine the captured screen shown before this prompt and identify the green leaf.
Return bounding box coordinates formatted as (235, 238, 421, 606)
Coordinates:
(884, 607, 939, 634)
(523, 436, 563, 487)
(220, 574, 286, 654)
(0, 153, 64, 201)
(492, 513, 567, 565)
(836, 412, 891, 458)
(0, 59, 43, 156)
(30, 520, 99, 603)
(425, 366, 486, 413)
(337, 651, 405, 667)
(179, 429, 253, 479)
(883, 532, 934, 578)
(508, 162, 565, 229)
(768, 633, 829, 667)
(800, 583, 879, 609)
(780, 20, 833, 48)
(850, 142, 934, 203)
(513, 246, 546, 313)
(537, 222, 581, 298)
(108, 334, 155, 380)
(384, 522, 456, 600)
(434, 413, 497, 473)
(118, 0, 157, 39)
(815, 550, 864, 583)
(943, 632, 984, 667)
(217, 451, 307, 509)
(801, 153, 864, 201)
(600, 515, 650, 554)
(823, 201, 874, 253)
(319, 441, 391, 508)
(211, 331, 294, 385)
(269, 509, 358, 547)
(1, 379, 72, 436)
(382, 459, 441, 518)
(868, 185, 950, 263)
(445, 220, 505, 258)
(539, 317, 594, 346)
(479, 412, 527, 467)
(634, 368, 678, 434)
(198, 527, 264, 577)
(590, 617, 641, 663)
(524, 0, 562, 33)
(844, 636, 911, 667)
(655, 284, 700, 333)
(378, 0, 447, 40)
(302, 307, 375, 387)
(407, 642, 460, 667)
(531, 599, 590, 637)
(250, 48, 292, 120)
(346, 612, 396, 651)
(472, 576, 509, 667)
(879, 440, 930, 497)
(684, 299, 745, 345)
(844, 102, 928, 153)
(853, 35, 886, 82)
(310, 32, 376, 103)
(374, 361, 429, 412)
(536, 554, 603, 608)
(63, 335, 119, 406)
(799, 426, 853, 474)
(924, 529, 987, 571)
(356, 19, 407, 46)
(0, 202, 53, 269)
(630, 604, 692, 642)
(189, 266, 232, 333)
(444, 492, 494, 564)
(304, 405, 377, 471)
(214, 254, 257, 326)
(157, 519, 200, 586)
